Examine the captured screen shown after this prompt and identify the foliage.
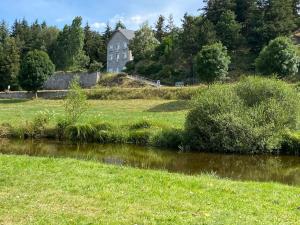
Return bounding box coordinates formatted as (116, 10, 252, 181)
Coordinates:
(18, 50, 55, 93)
(115, 20, 126, 30)
(64, 78, 89, 124)
(155, 15, 166, 42)
(0, 37, 20, 91)
(195, 42, 231, 83)
(88, 60, 103, 72)
(129, 23, 159, 61)
(255, 37, 300, 77)
(185, 77, 300, 153)
(51, 17, 87, 70)
(216, 10, 243, 50)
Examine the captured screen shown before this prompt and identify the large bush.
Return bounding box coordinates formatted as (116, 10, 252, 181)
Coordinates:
(195, 42, 231, 83)
(185, 77, 300, 153)
(18, 50, 55, 94)
(255, 37, 300, 77)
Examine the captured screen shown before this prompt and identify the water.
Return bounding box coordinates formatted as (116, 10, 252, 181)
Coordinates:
(0, 139, 299, 186)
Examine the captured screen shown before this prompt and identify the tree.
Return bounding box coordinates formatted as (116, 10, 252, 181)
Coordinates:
(18, 50, 55, 96)
(155, 15, 166, 42)
(203, 0, 236, 24)
(115, 20, 126, 30)
(255, 36, 300, 77)
(0, 20, 9, 43)
(83, 23, 106, 69)
(52, 17, 86, 70)
(0, 37, 20, 91)
(195, 42, 231, 83)
(246, 0, 297, 52)
(216, 10, 243, 50)
(166, 14, 176, 34)
(129, 23, 159, 61)
(103, 22, 113, 44)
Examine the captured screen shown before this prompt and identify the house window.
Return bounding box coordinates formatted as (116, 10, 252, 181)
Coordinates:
(123, 42, 127, 48)
(109, 45, 113, 50)
(116, 67, 119, 73)
(123, 52, 127, 59)
(116, 54, 120, 61)
(110, 55, 113, 61)
(117, 43, 120, 50)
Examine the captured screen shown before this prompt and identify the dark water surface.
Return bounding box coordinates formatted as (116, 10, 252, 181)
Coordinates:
(0, 139, 299, 186)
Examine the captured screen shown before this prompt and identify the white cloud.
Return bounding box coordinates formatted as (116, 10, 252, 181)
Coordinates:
(91, 21, 106, 30)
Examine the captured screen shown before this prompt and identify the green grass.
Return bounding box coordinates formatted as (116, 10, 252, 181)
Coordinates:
(0, 155, 299, 225)
(0, 99, 188, 128)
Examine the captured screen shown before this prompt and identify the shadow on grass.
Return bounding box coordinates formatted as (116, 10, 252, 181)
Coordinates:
(147, 101, 191, 112)
(0, 99, 31, 104)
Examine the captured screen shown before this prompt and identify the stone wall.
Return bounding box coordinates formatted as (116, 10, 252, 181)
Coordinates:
(0, 90, 69, 99)
(43, 72, 100, 90)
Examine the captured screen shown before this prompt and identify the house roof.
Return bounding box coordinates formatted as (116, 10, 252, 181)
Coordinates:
(118, 29, 135, 40)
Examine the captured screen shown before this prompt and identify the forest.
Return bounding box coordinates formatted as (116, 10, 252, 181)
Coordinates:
(0, 0, 300, 91)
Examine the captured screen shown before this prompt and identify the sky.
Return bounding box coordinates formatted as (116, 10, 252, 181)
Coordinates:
(0, 0, 204, 32)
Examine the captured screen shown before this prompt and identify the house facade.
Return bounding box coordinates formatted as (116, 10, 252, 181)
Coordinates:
(107, 29, 135, 73)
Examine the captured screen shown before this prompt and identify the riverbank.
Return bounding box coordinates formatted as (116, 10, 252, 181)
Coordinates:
(0, 154, 299, 224)
(0, 98, 299, 154)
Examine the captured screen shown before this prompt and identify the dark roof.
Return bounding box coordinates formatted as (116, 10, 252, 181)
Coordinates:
(109, 29, 135, 42)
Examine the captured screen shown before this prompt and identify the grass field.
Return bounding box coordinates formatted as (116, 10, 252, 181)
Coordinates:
(0, 155, 299, 225)
(0, 99, 189, 128)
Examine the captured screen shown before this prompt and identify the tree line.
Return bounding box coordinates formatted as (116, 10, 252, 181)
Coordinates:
(0, 0, 300, 91)
(0, 17, 121, 91)
(127, 0, 300, 84)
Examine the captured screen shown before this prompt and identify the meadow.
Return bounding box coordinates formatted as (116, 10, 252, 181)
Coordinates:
(0, 99, 188, 128)
(0, 155, 299, 225)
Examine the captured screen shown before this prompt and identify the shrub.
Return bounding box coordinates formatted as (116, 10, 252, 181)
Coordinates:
(255, 37, 300, 77)
(195, 42, 231, 83)
(128, 130, 152, 145)
(65, 123, 96, 142)
(152, 129, 184, 149)
(130, 120, 152, 130)
(185, 77, 300, 153)
(281, 131, 300, 155)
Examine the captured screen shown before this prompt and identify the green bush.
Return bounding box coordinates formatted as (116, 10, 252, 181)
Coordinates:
(255, 37, 300, 77)
(152, 129, 184, 149)
(185, 77, 300, 153)
(281, 131, 300, 155)
(130, 120, 152, 130)
(128, 130, 152, 145)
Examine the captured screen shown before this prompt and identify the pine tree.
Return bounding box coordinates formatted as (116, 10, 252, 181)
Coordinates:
(216, 10, 243, 50)
(115, 20, 126, 30)
(204, 0, 236, 24)
(0, 20, 9, 43)
(155, 15, 166, 42)
(103, 22, 113, 44)
(0, 37, 20, 91)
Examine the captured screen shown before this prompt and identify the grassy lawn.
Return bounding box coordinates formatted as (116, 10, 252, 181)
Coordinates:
(0, 99, 189, 128)
(0, 155, 299, 225)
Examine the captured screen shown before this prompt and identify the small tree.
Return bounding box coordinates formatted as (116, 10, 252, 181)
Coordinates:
(255, 36, 300, 77)
(195, 42, 231, 83)
(64, 78, 88, 124)
(18, 50, 54, 96)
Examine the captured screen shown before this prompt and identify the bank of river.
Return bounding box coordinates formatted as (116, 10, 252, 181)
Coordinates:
(1, 139, 299, 186)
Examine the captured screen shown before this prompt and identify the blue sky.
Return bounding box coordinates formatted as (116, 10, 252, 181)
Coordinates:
(0, 0, 204, 32)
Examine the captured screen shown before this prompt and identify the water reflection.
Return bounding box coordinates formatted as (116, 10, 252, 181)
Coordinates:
(0, 139, 299, 185)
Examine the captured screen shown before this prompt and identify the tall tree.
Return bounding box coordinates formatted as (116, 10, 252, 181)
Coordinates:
(83, 23, 106, 69)
(166, 14, 176, 34)
(0, 37, 20, 91)
(216, 10, 243, 50)
(155, 15, 166, 42)
(11, 18, 32, 56)
(204, 0, 236, 24)
(103, 22, 113, 44)
(52, 17, 86, 70)
(0, 20, 9, 43)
